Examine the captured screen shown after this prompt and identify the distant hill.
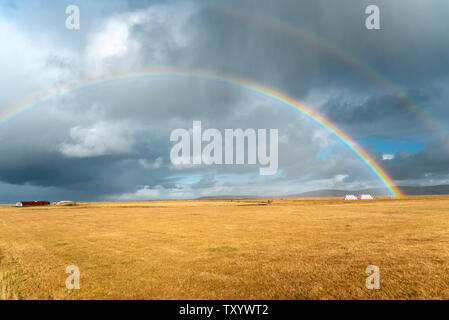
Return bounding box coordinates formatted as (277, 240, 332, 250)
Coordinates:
(197, 195, 262, 200)
(196, 185, 449, 200)
(397, 185, 449, 195)
(287, 185, 449, 198)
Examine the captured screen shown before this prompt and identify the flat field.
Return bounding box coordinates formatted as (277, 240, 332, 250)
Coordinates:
(0, 196, 448, 300)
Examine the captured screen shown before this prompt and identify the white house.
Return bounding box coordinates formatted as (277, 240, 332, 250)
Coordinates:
(358, 194, 374, 200)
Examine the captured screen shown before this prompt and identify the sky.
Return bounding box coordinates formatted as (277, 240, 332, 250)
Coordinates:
(0, 0, 448, 202)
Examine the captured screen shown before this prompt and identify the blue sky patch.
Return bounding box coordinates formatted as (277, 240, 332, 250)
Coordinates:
(358, 137, 426, 154)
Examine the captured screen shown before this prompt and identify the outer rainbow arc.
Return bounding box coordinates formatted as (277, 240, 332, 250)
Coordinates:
(0, 67, 403, 197)
(217, 7, 449, 146)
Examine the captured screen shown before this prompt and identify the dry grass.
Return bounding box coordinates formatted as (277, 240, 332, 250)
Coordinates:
(0, 196, 448, 300)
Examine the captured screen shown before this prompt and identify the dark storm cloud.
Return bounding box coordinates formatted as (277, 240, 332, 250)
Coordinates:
(381, 141, 449, 182)
(318, 87, 445, 139)
(183, 0, 449, 94)
(0, 0, 449, 202)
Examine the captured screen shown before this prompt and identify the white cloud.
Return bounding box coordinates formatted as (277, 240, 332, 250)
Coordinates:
(59, 122, 134, 157)
(139, 157, 163, 169)
(0, 16, 78, 109)
(382, 154, 395, 160)
(83, 2, 196, 76)
(119, 185, 162, 200)
(334, 174, 348, 183)
(117, 184, 195, 200)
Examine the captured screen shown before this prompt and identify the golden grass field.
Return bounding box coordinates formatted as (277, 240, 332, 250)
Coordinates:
(1, 196, 449, 300)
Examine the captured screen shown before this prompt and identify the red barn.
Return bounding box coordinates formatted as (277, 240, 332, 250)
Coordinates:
(16, 201, 50, 207)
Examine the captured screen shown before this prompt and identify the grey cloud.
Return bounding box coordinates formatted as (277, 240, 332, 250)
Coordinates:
(0, 0, 448, 202)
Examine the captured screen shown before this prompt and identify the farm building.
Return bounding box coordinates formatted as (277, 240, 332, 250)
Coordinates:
(358, 194, 374, 200)
(56, 200, 75, 206)
(343, 195, 357, 200)
(16, 201, 50, 207)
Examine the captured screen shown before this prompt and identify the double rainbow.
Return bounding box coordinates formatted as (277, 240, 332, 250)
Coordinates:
(0, 68, 402, 197)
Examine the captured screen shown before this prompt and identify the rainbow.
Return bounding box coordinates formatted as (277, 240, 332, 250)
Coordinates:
(0, 68, 402, 197)
(216, 7, 449, 145)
